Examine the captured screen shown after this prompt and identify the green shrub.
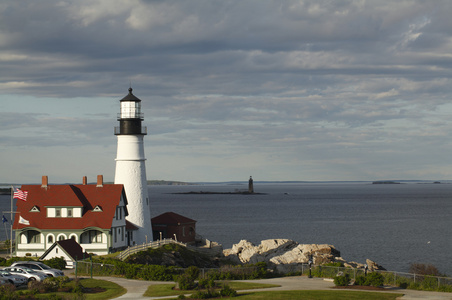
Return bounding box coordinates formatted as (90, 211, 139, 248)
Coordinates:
(0, 284, 17, 300)
(334, 274, 350, 286)
(354, 275, 367, 286)
(366, 272, 384, 287)
(185, 266, 200, 281)
(420, 276, 439, 291)
(177, 273, 196, 290)
(191, 289, 219, 299)
(198, 277, 215, 289)
(219, 285, 237, 297)
(43, 257, 66, 270)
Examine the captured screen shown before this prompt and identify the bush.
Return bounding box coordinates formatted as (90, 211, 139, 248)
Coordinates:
(219, 285, 237, 297)
(191, 289, 219, 299)
(410, 263, 441, 276)
(185, 266, 200, 281)
(177, 273, 196, 290)
(0, 284, 17, 300)
(43, 257, 66, 270)
(366, 272, 384, 287)
(354, 275, 367, 286)
(334, 274, 350, 286)
(198, 277, 215, 289)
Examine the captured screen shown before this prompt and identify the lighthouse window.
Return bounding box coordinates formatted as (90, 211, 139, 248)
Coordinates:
(55, 208, 61, 218)
(121, 102, 141, 118)
(67, 208, 73, 217)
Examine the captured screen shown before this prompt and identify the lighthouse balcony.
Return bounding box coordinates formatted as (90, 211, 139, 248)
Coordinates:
(117, 113, 144, 120)
(114, 126, 147, 135)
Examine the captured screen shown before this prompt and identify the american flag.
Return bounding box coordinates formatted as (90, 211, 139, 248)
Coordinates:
(13, 188, 28, 201)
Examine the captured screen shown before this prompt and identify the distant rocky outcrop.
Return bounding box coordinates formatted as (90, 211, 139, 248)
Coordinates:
(223, 239, 385, 273)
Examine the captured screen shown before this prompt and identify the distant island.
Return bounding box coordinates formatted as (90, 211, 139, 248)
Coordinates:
(172, 191, 266, 195)
(147, 180, 194, 186)
(0, 188, 11, 195)
(372, 181, 401, 184)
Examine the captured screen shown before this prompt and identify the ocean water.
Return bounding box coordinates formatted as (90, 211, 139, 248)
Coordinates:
(1, 182, 451, 275)
(148, 182, 452, 275)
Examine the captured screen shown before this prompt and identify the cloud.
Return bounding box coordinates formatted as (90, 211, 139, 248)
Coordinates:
(2, 0, 452, 182)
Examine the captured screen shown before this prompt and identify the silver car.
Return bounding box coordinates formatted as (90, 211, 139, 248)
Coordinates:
(0, 270, 27, 286)
(10, 261, 64, 277)
(4, 267, 48, 282)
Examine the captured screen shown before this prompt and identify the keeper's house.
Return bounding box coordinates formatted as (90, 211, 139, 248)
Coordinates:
(13, 175, 129, 257)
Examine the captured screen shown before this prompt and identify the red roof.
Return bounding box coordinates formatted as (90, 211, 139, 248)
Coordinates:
(151, 212, 196, 225)
(13, 184, 126, 230)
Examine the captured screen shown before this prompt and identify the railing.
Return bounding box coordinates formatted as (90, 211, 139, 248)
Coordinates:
(114, 126, 147, 135)
(117, 112, 144, 120)
(117, 238, 186, 260)
(295, 264, 452, 290)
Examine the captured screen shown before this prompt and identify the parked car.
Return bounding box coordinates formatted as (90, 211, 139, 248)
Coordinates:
(3, 267, 48, 282)
(0, 277, 8, 286)
(0, 270, 27, 286)
(10, 261, 64, 277)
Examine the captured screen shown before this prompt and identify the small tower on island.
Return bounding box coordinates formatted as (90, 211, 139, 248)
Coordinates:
(114, 88, 152, 244)
(248, 176, 254, 193)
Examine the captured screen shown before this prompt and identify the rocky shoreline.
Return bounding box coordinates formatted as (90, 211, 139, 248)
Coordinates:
(223, 239, 385, 273)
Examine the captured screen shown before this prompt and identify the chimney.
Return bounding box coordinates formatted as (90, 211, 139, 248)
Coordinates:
(82, 176, 87, 185)
(41, 176, 48, 188)
(96, 175, 103, 187)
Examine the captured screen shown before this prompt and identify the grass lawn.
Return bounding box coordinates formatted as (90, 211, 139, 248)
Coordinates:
(143, 281, 280, 297)
(31, 278, 127, 300)
(234, 290, 404, 300)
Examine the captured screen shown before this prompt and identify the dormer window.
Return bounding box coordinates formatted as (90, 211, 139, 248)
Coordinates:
(93, 205, 103, 212)
(55, 208, 61, 218)
(30, 206, 40, 212)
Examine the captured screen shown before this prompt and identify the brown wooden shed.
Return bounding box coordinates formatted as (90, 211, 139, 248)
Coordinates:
(151, 212, 196, 244)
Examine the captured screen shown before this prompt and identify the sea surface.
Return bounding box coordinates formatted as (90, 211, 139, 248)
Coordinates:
(148, 182, 452, 275)
(1, 182, 451, 275)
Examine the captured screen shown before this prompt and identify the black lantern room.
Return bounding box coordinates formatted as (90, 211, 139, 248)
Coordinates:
(115, 88, 147, 135)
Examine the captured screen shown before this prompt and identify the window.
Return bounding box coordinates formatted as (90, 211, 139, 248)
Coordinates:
(67, 208, 73, 217)
(30, 206, 40, 212)
(88, 230, 102, 243)
(55, 208, 61, 218)
(27, 230, 41, 243)
(48, 235, 53, 244)
(58, 235, 66, 241)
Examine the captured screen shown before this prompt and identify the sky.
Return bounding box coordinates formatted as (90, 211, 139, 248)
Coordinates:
(2, 0, 452, 184)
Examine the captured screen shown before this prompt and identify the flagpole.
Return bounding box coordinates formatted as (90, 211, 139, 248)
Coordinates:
(10, 186, 13, 258)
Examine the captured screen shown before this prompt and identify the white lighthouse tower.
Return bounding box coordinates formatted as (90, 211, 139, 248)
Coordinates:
(114, 87, 152, 245)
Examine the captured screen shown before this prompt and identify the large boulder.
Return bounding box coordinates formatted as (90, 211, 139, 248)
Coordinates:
(223, 239, 341, 273)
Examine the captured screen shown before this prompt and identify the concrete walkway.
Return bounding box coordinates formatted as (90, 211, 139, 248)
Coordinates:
(92, 275, 452, 299)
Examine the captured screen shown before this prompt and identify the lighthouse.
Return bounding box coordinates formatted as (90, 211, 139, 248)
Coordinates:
(114, 87, 152, 245)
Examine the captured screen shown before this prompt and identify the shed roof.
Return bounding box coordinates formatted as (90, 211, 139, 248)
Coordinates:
(152, 212, 196, 225)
